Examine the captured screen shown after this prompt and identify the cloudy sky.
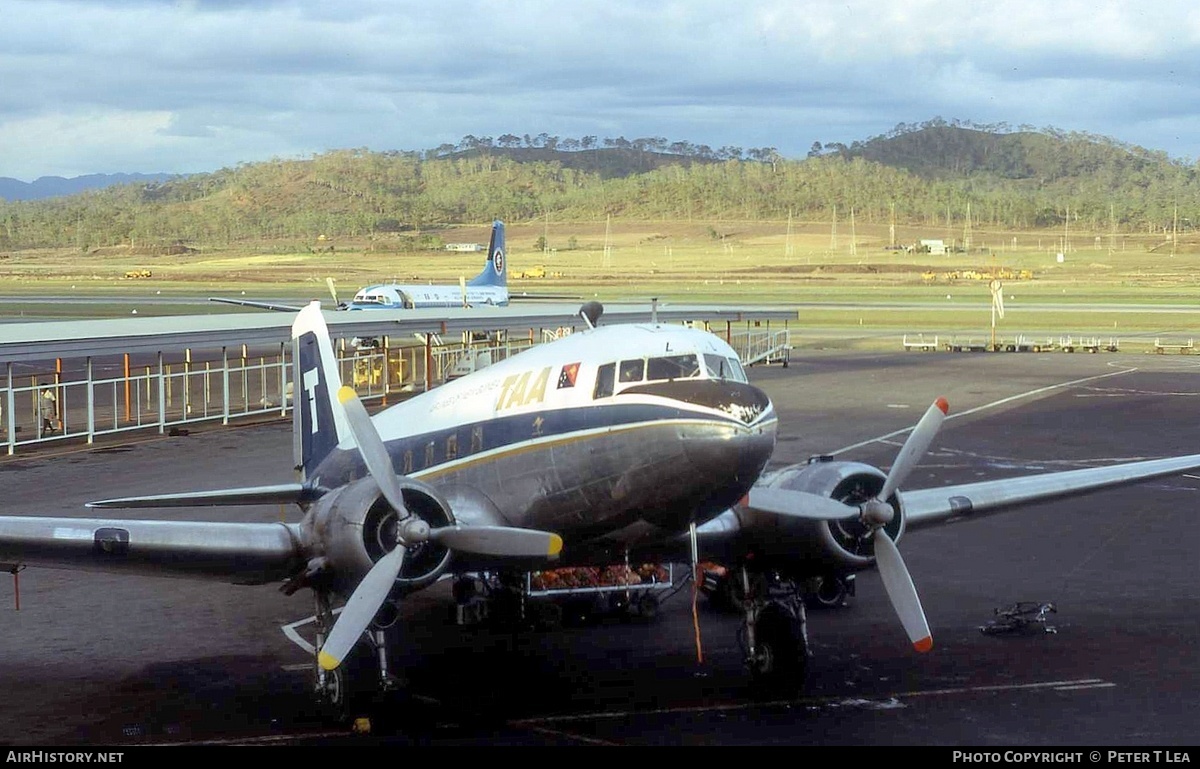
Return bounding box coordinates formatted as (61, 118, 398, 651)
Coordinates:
(3, 0, 1200, 181)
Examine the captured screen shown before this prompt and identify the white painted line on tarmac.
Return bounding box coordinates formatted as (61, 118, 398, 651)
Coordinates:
(507, 677, 1115, 727)
(833, 367, 1140, 456)
(1054, 682, 1117, 692)
(281, 609, 342, 656)
(898, 678, 1108, 698)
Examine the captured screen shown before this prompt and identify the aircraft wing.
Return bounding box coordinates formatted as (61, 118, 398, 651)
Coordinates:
(684, 452, 1200, 561)
(208, 297, 305, 312)
(898, 452, 1200, 531)
(0, 515, 304, 585)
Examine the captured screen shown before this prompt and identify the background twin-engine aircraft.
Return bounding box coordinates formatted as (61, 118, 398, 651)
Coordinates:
(3, 299, 1200, 711)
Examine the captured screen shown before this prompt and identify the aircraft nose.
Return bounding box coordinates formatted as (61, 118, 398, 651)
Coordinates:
(677, 381, 777, 493)
(617, 378, 777, 498)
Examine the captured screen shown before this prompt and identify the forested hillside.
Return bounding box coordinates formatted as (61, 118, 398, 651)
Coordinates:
(3, 120, 1198, 251)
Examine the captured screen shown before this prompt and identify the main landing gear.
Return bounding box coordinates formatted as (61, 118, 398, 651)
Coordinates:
(311, 590, 401, 722)
(734, 566, 811, 694)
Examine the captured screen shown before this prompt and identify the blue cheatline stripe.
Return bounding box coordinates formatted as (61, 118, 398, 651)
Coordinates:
(310, 399, 775, 486)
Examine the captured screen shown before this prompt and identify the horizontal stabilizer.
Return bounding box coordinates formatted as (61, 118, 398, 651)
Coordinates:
(87, 483, 315, 509)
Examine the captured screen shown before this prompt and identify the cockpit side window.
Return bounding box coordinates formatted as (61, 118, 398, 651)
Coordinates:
(647, 354, 700, 381)
(593, 362, 615, 399)
(703, 353, 748, 382)
(618, 358, 645, 383)
(704, 353, 729, 379)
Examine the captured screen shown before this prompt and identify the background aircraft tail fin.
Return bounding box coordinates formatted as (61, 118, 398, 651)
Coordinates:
(467, 220, 506, 288)
(291, 302, 353, 479)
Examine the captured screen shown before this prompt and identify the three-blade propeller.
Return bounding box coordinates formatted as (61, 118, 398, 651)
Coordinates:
(319, 386, 562, 671)
(746, 397, 948, 653)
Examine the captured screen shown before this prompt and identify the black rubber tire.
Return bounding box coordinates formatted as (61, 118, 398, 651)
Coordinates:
(748, 605, 807, 695)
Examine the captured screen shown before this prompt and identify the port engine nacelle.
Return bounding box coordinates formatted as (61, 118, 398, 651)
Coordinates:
(306, 475, 455, 598)
(735, 458, 906, 575)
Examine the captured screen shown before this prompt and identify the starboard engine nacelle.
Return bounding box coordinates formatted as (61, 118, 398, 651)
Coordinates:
(736, 458, 906, 574)
(309, 475, 455, 597)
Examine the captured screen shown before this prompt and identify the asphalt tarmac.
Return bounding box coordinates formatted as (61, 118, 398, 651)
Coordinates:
(2, 348, 1199, 746)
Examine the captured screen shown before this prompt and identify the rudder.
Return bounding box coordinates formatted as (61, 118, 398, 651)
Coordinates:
(291, 301, 352, 479)
(467, 220, 506, 288)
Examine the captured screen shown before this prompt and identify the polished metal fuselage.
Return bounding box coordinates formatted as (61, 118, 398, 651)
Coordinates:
(306, 323, 778, 565)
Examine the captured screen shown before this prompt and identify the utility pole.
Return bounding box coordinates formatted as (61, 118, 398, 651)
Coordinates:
(963, 201, 972, 254)
(1109, 203, 1116, 255)
(1173, 204, 1178, 257)
(785, 209, 794, 258)
(1064, 203, 1070, 254)
(849, 207, 857, 257)
(602, 214, 612, 269)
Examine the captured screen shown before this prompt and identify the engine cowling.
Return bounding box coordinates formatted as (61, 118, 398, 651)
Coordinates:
(306, 475, 455, 597)
(736, 458, 906, 575)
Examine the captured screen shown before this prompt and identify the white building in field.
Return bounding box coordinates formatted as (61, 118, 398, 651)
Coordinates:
(920, 239, 947, 255)
(445, 243, 484, 252)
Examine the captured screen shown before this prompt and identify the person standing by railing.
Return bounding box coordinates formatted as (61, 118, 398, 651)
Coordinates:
(39, 389, 58, 435)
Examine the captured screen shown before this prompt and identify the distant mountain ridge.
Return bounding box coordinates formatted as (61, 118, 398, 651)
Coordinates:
(0, 173, 175, 201)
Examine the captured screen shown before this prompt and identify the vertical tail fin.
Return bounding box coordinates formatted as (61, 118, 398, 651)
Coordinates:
(291, 301, 352, 479)
(467, 220, 506, 288)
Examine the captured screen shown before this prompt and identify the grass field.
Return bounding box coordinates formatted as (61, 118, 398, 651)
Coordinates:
(2, 219, 1199, 351)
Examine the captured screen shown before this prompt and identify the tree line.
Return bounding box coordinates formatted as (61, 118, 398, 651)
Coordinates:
(2, 123, 1199, 251)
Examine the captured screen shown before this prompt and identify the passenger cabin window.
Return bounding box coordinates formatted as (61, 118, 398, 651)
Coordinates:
(646, 354, 700, 381)
(618, 359, 645, 383)
(593, 362, 615, 399)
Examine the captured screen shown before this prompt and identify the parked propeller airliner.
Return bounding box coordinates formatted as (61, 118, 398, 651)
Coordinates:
(3, 300, 1200, 715)
(210, 220, 512, 313)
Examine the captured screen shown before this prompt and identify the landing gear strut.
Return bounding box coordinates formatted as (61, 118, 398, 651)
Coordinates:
(312, 589, 400, 722)
(735, 566, 809, 694)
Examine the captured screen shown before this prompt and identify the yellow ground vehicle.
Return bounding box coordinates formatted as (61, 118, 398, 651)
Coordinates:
(351, 350, 405, 390)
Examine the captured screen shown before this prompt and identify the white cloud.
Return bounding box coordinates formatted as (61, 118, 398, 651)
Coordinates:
(1, 0, 1200, 178)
